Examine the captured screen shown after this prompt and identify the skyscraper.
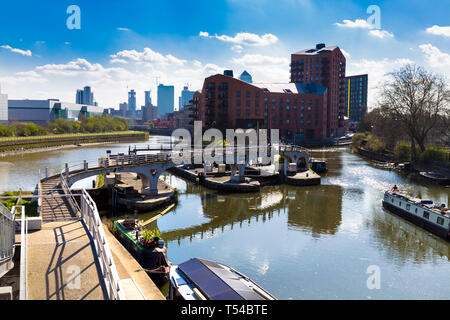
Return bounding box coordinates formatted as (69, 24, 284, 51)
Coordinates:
(144, 90, 152, 107)
(345, 74, 368, 123)
(128, 89, 137, 115)
(76, 89, 83, 104)
(290, 43, 346, 137)
(178, 86, 195, 110)
(75, 86, 95, 105)
(157, 84, 174, 116)
(239, 70, 253, 83)
(83, 86, 93, 105)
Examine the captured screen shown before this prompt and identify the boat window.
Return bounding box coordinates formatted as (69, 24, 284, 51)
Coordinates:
(399, 202, 401, 207)
(423, 211, 430, 219)
(437, 217, 444, 225)
(391, 198, 394, 203)
(406, 204, 410, 210)
(415, 208, 418, 214)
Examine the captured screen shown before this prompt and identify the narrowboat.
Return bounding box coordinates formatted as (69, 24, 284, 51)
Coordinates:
(382, 190, 450, 240)
(168, 258, 277, 300)
(310, 159, 327, 173)
(419, 172, 450, 186)
(113, 219, 170, 285)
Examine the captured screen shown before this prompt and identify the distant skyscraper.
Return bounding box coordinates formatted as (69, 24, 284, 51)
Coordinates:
(76, 89, 83, 104)
(157, 84, 174, 116)
(239, 70, 252, 83)
(144, 90, 152, 107)
(345, 74, 368, 122)
(75, 86, 94, 105)
(119, 102, 128, 117)
(178, 86, 195, 110)
(0, 85, 8, 122)
(83, 86, 93, 105)
(128, 90, 137, 114)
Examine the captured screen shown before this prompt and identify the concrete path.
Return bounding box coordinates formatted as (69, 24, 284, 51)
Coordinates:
(27, 220, 106, 300)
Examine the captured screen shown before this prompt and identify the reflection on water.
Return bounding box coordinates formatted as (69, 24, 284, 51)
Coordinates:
(2, 138, 450, 299)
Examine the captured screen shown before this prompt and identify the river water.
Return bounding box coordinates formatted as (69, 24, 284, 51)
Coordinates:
(1, 136, 449, 299)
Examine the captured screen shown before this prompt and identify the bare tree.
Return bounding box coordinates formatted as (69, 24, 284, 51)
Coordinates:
(379, 64, 450, 159)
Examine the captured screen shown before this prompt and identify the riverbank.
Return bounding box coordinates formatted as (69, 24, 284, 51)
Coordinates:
(0, 131, 148, 154)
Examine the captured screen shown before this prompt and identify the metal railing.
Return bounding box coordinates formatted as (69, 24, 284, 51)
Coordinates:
(60, 172, 124, 299)
(78, 188, 124, 300)
(18, 205, 28, 300)
(0, 202, 15, 278)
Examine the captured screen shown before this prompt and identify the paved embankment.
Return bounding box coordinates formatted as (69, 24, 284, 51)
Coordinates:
(27, 220, 106, 300)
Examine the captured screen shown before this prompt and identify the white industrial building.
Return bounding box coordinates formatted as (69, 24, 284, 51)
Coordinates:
(7, 99, 104, 124)
(0, 86, 7, 122)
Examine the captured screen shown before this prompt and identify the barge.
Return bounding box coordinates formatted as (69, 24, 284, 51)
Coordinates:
(382, 190, 450, 240)
(419, 172, 450, 186)
(168, 258, 277, 300)
(113, 219, 170, 286)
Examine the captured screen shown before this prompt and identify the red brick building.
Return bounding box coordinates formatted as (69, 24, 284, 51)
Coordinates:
(290, 43, 347, 137)
(193, 73, 328, 141)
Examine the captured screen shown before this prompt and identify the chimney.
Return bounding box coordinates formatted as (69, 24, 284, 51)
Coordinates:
(316, 43, 326, 50)
(223, 70, 234, 77)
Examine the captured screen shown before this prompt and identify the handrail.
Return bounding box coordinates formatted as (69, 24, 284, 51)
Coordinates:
(78, 188, 125, 300)
(0, 202, 15, 269)
(19, 205, 28, 300)
(60, 173, 82, 216)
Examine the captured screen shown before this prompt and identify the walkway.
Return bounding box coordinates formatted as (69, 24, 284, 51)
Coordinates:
(27, 220, 106, 300)
(41, 177, 77, 222)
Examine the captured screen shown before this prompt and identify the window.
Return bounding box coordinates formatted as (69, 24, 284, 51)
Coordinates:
(272, 98, 276, 103)
(437, 217, 444, 225)
(255, 100, 259, 107)
(286, 106, 290, 111)
(236, 100, 241, 106)
(246, 91, 250, 98)
(245, 109, 250, 116)
(255, 92, 260, 98)
(246, 100, 250, 107)
(286, 119, 290, 125)
(237, 91, 241, 97)
(406, 204, 410, 210)
(236, 110, 241, 116)
(423, 211, 430, 219)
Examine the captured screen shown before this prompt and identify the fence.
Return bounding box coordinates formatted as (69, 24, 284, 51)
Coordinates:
(0, 202, 15, 278)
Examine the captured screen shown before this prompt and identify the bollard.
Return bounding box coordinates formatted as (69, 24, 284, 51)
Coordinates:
(65, 163, 69, 177)
(84, 160, 88, 172)
(45, 167, 48, 179)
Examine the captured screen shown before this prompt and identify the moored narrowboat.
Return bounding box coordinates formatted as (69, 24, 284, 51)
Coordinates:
(168, 258, 276, 300)
(113, 219, 170, 286)
(382, 190, 450, 240)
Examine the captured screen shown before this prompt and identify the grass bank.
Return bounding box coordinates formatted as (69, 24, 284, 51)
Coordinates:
(0, 131, 149, 152)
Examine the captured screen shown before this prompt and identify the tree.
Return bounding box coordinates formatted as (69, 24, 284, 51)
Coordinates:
(379, 64, 450, 159)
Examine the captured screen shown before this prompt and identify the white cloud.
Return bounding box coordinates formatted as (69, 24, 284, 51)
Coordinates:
(425, 25, 450, 38)
(231, 44, 243, 53)
(334, 19, 373, 29)
(419, 43, 450, 72)
(199, 31, 279, 47)
(232, 54, 289, 65)
(110, 48, 187, 66)
(117, 27, 131, 31)
(341, 49, 351, 58)
(0, 45, 32, 56)
(368, 29, 394, 39)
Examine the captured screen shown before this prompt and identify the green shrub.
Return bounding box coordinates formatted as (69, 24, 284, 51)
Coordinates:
(394, 141, 411, 161)
(419, 145, 449, 163)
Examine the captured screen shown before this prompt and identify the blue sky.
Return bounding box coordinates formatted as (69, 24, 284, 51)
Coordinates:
(0, 0, 449, 109)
